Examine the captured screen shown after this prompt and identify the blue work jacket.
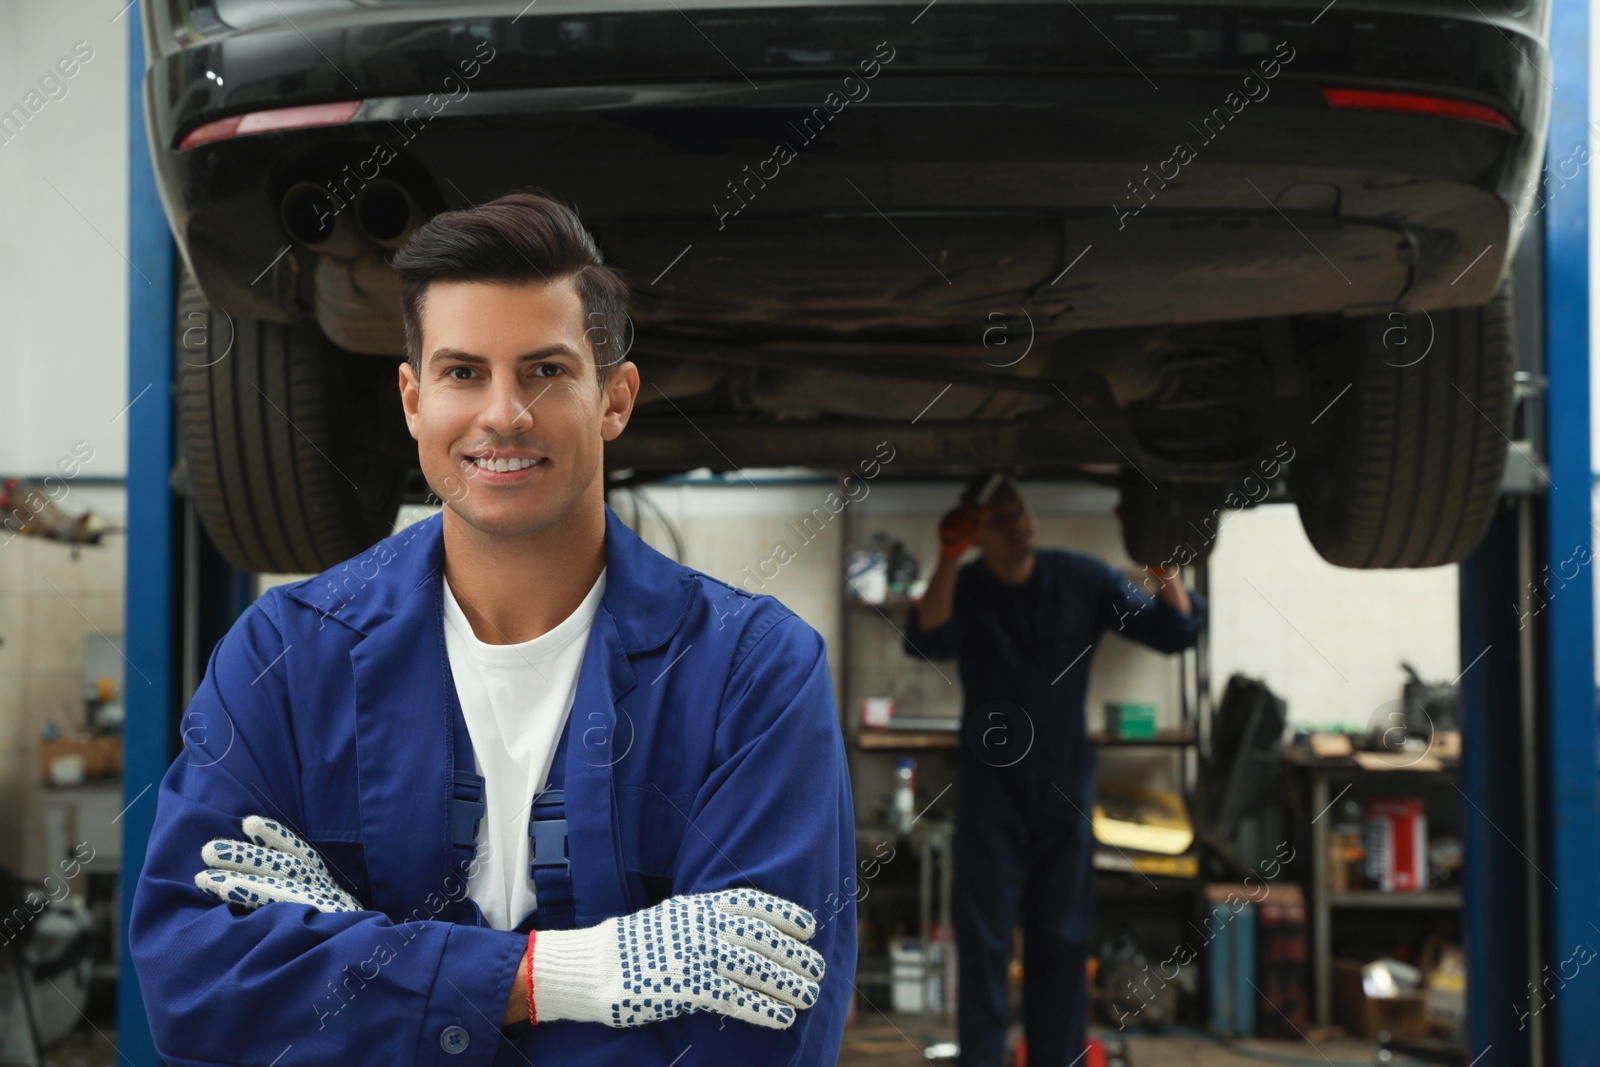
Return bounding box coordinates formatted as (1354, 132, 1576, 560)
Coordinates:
(129, 503, 857, 1066)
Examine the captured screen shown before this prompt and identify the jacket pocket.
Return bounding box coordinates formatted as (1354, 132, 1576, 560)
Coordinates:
(306, 834, 372, 906)
(615, 786, 695, 882)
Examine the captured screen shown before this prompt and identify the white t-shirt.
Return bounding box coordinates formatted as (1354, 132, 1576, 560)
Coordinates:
(441, 568, 606, 931)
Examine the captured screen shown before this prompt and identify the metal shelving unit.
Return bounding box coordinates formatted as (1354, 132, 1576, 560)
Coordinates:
(1296, 753, 1462, 1029)
(836, 477, 958, 1020)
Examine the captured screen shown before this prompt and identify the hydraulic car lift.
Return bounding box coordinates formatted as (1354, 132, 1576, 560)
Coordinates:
(116, 2, 1598, 1063)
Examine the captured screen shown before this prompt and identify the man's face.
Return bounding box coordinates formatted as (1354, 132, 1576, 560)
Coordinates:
(397, 276, 638, 540)
(977, 489, 1035, 561)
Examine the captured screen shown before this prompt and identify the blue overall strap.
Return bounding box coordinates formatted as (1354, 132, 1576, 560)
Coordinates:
(520, 712, 576, 931)
(448, 703, 483, 921)
(438, 579, 489, 928)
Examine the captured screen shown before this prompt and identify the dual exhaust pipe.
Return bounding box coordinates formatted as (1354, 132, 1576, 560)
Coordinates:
(280, 179, 422, 258)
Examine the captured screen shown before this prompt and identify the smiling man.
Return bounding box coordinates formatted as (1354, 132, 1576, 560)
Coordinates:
(129, 190, 856, 1066)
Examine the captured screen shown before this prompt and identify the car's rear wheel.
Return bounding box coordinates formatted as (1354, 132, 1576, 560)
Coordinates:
(1291, 279, 1515, 568)
(175, 269, 404, 574)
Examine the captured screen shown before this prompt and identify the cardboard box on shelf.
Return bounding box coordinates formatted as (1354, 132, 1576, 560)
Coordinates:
(1332, 958, 1430, 1040)
(861, 696, 894, 729)
(39, 735, 122, 784)
(1421, 939, 1466, 1032)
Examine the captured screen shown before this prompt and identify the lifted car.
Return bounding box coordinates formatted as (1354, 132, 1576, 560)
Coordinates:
(142, 0, 1543, 572)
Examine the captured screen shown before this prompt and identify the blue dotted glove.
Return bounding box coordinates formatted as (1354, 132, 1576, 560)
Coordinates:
(194, 815, 362, 914)
(532, 888, 825, 1030)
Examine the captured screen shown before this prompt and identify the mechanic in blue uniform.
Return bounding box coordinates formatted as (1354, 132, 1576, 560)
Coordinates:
(903, 475, 1206, 1066)
(129, 190, 855, 1066)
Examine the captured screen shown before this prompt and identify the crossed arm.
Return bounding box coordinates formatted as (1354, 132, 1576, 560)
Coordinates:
(198, 815, 823, 1030)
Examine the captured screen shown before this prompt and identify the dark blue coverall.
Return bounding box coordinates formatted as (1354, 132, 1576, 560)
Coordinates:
(903, 548, 1207, 1065)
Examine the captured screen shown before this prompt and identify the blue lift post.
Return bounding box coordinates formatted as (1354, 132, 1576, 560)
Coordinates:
(1462, 0, 1599, 1060)
(120, 11, 254, 1061)
(118, 8, 174, 1066)
(1540, 0, 1600, 1059)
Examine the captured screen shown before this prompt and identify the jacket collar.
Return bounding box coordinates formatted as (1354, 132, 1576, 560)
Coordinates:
(283, 501, 695, 652)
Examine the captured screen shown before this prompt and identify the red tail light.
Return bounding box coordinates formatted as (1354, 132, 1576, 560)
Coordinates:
(1320, 87, 1515, 132)
(178, 100, 364, 151)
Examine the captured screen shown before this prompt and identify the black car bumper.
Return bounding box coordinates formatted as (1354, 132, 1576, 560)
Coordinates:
(144, 1, 1551, 336)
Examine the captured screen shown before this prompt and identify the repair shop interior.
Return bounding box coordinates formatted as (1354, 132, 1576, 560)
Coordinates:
(2, 1, 1597, 1066)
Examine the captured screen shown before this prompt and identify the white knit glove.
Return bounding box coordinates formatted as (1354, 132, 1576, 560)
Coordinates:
(532, 888, 825, 1030)
(194, 815, 362, 914)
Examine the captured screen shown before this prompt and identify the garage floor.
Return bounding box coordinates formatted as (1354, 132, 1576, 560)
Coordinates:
(839, 1014, 1382, 1067)
(47, 1023, 1384, 1067)
(38, 1029, 117, 1067)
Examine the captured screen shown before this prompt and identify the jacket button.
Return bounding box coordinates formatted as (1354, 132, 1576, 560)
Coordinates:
(440, 1024, 471, 1054)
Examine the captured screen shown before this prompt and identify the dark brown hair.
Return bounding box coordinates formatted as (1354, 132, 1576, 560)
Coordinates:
(392, 188, 631, 387)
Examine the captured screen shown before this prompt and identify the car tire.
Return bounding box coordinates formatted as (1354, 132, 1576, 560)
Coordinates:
(1291, 278, 1515, 569)
(175, 269, 404, 574)
(1118, 472, 1227, 568)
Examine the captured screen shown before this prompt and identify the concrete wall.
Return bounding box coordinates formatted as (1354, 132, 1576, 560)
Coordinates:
(0, 0, 131, 476)
(1207, 502, 1460, 730)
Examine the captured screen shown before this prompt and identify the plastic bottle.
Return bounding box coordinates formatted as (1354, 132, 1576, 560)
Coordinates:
(895, 758, 917, 833)
(1331, 796, 1365, 890)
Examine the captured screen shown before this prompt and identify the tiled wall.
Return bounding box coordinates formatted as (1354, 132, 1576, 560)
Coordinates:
(0, 511, 125, 879)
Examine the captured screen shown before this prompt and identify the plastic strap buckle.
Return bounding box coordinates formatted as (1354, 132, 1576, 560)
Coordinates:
(528, 789, 569, 873)
(451, 769, 486, 858)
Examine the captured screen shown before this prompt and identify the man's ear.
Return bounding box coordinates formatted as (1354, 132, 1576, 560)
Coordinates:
(600, 361, 640, 442)
(399, 361, 421, 440)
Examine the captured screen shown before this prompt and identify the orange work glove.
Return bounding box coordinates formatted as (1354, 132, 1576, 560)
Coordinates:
(938, 503, 987, 559)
